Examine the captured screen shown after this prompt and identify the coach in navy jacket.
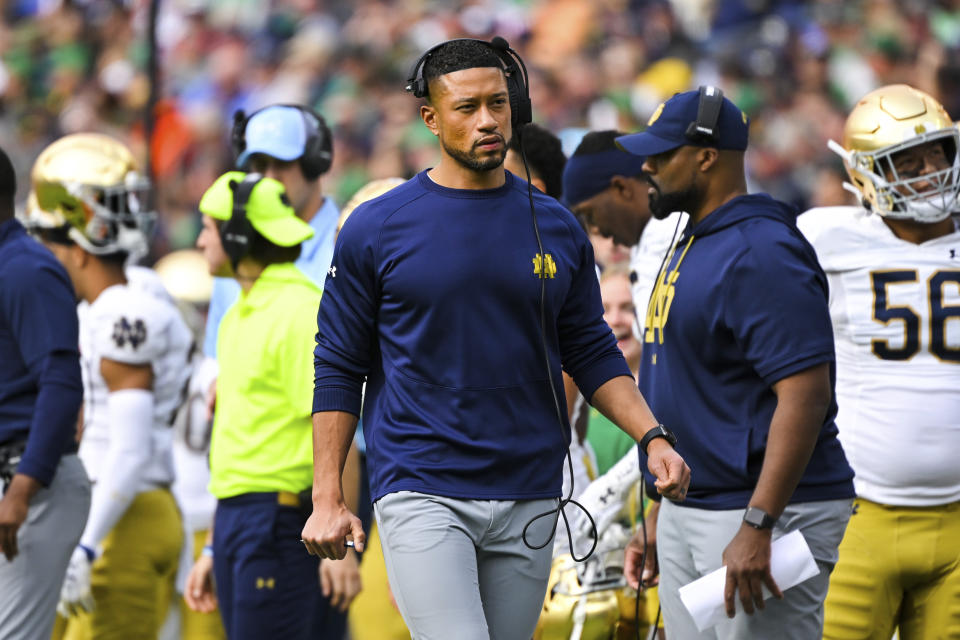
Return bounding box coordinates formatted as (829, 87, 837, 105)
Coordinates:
(0, 146, 90, 639)
(617, 88, 855, 639)
(301, 39, 689, 640)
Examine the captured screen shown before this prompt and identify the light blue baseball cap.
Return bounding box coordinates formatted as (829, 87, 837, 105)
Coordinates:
(237, 105, 309, 168)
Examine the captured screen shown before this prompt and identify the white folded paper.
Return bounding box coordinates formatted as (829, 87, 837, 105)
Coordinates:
(678, 529, 820, 632)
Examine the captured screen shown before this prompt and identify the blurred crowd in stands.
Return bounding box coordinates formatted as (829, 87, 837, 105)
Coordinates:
(3, 0, 960, 260)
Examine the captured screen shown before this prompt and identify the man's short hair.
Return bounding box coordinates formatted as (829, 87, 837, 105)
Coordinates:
(209, 217, 302, 267)
(422, 40, 504, 99)
(571, 130, 625, 157)
(248, 227, 302, 266)
(0, 146, 16, 222)
(508, 124, 567, 199)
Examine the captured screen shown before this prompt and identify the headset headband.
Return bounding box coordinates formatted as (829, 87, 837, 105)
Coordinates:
(685, 86, 724, 143)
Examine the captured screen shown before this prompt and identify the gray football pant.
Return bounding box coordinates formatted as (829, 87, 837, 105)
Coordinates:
(0, 455, 90, 640)
(657, 497, 853, 640)
(374, 491, 556, 640)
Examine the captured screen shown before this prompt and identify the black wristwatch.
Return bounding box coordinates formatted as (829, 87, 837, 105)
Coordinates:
(639, 424, 677, 455)
(743, 506, 776, 530)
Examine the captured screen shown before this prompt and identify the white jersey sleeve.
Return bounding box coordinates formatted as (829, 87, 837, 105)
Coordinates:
(798, 206, 960, 506)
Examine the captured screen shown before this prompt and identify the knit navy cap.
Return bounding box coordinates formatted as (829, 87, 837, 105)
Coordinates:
(616, 87, 750, 157)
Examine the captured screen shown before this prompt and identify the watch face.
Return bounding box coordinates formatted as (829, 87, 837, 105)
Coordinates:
(744, 507, 773, 529)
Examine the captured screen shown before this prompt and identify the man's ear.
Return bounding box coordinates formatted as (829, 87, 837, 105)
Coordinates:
(610, 175, 637, 201)
(421, 104, 439, 137)
(70, 244, 89, 269)
(697, 148, 719, 173)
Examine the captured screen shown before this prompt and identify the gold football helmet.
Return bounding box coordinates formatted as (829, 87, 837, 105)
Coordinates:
(154, 249, 213, 305)
(534, 526, 650, 640)
(26, 133, 153, 258)
(829, 84, 960, 223)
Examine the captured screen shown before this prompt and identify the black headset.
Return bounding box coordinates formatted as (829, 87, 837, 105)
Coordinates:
(231, 104, 333, 180)
(405, 36, 532, 129)
(220, 173, 264, 268)
(684, 85, 725, 145)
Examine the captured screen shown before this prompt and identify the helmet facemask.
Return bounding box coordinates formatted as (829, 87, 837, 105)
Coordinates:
(32, 171, 154, 260)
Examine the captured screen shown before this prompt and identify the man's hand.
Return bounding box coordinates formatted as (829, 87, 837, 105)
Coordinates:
(184, 554, 218, 613)
(623, 501, 659, 590)
(319, 549, 362, 612)
(721, 525, 782, 617)
(205, 378, 217, 422)
(0, 474, 40, 561)
(646, 439, 690, 501)
(301, 500, 366, 560)
(58, 546, 95, 617)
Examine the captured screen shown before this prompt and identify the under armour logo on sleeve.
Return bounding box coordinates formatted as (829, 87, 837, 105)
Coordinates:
(328, 266, 337, 278)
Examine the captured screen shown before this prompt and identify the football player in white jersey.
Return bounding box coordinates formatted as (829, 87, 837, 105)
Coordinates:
(27, 133, 190, 639)
(797, 84, 960, 639)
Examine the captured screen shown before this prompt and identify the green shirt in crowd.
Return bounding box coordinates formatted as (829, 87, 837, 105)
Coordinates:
(585, 406, 637, 476)
(209, 262, 322, 498)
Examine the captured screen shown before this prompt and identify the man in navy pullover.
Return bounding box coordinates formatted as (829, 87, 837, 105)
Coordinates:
(301, 39, 690, 640)
(0, 146, 90, 639)
(617, 88, 855, 639)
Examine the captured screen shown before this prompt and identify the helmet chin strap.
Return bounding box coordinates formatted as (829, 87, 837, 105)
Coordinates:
(902, 193, 956, 223)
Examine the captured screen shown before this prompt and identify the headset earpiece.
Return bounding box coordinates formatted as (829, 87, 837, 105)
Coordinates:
(685, 86, 724, 145)
(220, 173, 263, 268)
(296, 106, 333, 180)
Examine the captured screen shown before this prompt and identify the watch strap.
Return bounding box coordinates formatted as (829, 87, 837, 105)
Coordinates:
(639, 424, 677, 455)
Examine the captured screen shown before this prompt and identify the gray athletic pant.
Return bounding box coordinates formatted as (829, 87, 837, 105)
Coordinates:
(374, 491, 556, 640)
(0, 455, 90, 640)
(657, 497, 853, 640)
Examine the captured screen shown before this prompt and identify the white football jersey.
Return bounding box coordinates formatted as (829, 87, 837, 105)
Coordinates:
(78, 280, 193, 488)
(798, 206, 960, 506)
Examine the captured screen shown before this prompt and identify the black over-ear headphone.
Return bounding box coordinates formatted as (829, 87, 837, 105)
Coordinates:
(685, 85, 725, 145)
(220, 173, 264, 268)
(405, 36, 532, 129)
(231, 105, 333, 180)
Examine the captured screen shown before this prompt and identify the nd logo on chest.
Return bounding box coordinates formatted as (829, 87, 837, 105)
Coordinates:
(644, 239, 695, 352)
(533, 253, 557, 279)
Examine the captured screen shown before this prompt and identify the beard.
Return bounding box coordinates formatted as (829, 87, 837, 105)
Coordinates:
(441, 137, 507, 173)
(648, 180, 704, 220)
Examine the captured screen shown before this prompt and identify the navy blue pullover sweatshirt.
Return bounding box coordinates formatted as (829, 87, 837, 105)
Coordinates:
(313, 171, 631, 501)
(0, 219, 82, 485)
(639, 194, 855, 510)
